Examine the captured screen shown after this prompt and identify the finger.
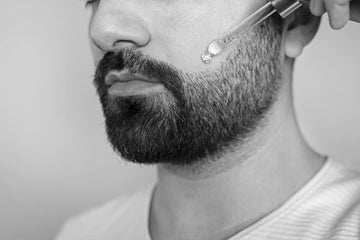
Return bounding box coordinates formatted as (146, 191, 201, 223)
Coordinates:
(324, 0, 351, 29)
(350, 1, 360, 22)
(310, 0, 326, 16)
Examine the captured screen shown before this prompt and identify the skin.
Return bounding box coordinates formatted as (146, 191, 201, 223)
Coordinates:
(86, 0, 359, 239)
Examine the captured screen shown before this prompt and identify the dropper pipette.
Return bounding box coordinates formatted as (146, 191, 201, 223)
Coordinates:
(202, 0, 307, 63)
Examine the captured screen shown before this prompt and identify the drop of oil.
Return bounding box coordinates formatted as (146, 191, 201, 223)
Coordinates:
(201, 52, 213, 64)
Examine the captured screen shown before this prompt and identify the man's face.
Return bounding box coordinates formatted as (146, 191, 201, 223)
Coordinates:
(88, 0, 284, 166)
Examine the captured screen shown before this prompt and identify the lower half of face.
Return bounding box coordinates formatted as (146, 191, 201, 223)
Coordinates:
(94, 16, 283, 166)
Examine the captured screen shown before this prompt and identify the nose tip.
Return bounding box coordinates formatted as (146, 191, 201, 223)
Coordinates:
(90, 12, 151, 52)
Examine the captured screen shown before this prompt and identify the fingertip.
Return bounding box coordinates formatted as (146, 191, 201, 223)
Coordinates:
(328, 11, 350, 29)
(329, 18, 348, 29)
(313, 8, 326, 17)
(311, 0, 326, 16)
(324, 0, 351, 29)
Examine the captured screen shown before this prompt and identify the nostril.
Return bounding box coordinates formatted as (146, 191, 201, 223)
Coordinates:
(94, 41, 105, 52)
(112, 40, 139, 49)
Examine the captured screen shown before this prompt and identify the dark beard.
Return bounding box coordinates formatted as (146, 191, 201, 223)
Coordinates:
(93, 16, 283, 166)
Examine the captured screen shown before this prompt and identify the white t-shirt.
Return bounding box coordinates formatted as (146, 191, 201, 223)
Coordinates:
(55, 158, 360, 240)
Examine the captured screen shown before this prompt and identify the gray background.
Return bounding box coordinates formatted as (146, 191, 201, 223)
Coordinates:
(0, 1, 359, 240)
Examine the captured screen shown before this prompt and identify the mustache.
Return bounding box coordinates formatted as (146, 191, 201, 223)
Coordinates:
(93, 48, 185, 100)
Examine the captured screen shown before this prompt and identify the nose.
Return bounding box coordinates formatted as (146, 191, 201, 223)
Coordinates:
(89, 5, 151, 52)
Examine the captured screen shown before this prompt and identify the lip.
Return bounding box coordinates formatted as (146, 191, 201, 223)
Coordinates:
(105, 71, 159, 86)
(104, 70, 164, 97)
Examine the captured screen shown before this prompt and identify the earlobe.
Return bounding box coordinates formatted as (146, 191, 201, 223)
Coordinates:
(284, 10, 321, 59)
(285, 27, 305, 58)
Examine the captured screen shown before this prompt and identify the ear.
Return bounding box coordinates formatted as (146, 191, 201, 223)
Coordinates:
(284, 8, 321, 58)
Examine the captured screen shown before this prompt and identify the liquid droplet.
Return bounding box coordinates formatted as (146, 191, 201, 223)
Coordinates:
(201, 52, 213, 64)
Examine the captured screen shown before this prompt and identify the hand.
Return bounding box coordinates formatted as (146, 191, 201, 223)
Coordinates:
(308, 0, 360, 29)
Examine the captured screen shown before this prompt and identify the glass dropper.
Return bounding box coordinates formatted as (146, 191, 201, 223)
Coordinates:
(201, 0, 306, 64)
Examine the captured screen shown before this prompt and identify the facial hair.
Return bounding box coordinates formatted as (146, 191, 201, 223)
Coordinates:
(93, 16, 283, 166)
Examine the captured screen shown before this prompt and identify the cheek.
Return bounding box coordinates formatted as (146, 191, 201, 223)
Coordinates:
(151, 1, 255, 73)
(165, 12, 212, 72)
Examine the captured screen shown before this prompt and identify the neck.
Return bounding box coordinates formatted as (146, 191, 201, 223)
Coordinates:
(149, 59, 326, 240)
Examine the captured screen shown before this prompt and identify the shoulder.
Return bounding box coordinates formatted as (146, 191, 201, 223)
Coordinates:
(301, 159, 360, 237)
(322, 164, 360, 239)
(238, 159, 360, 240)
(307, 159, 360, 214)
(322, 159, 360, 202)
(54, 186, 152, 240)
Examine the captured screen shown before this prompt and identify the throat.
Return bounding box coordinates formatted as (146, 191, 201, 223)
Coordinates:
(149, 144, 325, 240)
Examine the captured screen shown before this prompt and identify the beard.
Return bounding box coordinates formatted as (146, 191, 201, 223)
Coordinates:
(93, 16, 283, 166)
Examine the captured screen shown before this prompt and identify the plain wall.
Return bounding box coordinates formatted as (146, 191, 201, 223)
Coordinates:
(0, 1, 359, 240)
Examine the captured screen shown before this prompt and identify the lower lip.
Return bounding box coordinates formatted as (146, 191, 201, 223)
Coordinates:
(107, 80, 165, 97)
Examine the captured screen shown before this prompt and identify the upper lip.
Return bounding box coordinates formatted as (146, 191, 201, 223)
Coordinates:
(105, 71, 159, 86)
